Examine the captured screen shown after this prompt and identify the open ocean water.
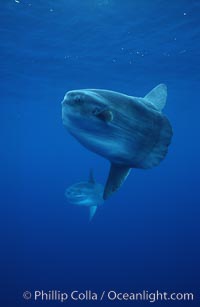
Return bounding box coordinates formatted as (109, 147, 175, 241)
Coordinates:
(1, 0, 200, 306)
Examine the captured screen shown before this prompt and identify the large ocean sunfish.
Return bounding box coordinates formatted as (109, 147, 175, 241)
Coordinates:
(62, 84, 173, 200)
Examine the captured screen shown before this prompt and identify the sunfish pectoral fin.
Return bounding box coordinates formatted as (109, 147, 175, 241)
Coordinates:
(144, 84, 167, 111)
(89, 206, 97, 221)
(103, 163, 131, 200)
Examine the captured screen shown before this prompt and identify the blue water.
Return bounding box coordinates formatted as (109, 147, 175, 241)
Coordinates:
(1, 0, 200, 306)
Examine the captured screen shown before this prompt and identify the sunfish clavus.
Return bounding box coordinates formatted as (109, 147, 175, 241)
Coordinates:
(62, 84, 173, 199)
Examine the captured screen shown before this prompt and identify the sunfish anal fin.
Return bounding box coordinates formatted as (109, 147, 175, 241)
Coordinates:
(103, 163, 131, 200)
(89, 206, 97, 221)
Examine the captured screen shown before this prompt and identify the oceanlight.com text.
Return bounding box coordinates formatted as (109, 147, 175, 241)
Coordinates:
(23, 289, 194, 303)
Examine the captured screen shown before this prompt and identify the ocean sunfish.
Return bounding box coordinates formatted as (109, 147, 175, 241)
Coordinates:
(62, 84, 173, 200)
(65, 170, 104, 220)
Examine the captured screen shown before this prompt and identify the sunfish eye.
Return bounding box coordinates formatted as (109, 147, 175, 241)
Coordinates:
(92, 107, 101, 115)
(74, 95, 82, 103)
(92, 107, 113, 122)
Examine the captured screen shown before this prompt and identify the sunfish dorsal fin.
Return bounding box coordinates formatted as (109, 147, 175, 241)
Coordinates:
(88, 169, 95, 184)
(89, 206, 97, 221)
(144, 84, 167, 111)
(103, 163, 131, 200)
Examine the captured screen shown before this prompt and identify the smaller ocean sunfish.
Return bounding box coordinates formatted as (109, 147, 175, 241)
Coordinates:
(65, 170, 104, 221)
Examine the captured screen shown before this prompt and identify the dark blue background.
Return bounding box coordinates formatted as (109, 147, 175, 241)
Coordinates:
(1, 0, 200, 306)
